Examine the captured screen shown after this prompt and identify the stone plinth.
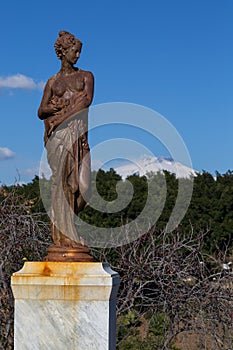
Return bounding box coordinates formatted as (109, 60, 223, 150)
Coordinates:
(11, 262, 120, 350)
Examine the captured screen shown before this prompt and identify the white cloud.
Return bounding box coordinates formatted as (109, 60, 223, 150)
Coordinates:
(0, 147, 15, 160)
(22, 167, 40, 177)
(23, 161, 51, 179)
(0, 74, 45, 90)
(37, 81, 46, 90)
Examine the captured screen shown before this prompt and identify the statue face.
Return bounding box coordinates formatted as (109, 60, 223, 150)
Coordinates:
(64, 42, 81, 65)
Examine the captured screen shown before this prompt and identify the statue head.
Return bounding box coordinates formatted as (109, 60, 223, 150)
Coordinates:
(54, 31, 82, 60)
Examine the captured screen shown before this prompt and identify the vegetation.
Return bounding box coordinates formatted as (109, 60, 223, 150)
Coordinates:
(81, 169, 233, 252)
(0, 169, 233, 349)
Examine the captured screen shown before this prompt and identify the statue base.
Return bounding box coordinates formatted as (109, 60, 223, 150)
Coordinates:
(44, 244, 94, 262)
(11, 262, 120, 350)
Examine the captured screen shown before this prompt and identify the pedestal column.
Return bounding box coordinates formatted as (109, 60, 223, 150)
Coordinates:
(11, 262, 120, 350)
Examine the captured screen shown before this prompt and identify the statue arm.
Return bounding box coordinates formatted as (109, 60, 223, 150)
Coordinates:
(81, 71, 94, 108)
(38, 78, 62, 120)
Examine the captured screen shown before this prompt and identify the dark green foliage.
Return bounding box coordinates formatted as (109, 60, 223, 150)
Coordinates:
(2, 169, 233, 252)
(1, 173, 233, 349)
(80, 169, 148, 227)
(116, 311, 173, 350)
(80, 169, 233, 252)
(183, 171, 233, 252)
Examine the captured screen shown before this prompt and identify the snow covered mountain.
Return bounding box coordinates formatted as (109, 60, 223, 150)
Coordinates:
(114, 155, 197, 179)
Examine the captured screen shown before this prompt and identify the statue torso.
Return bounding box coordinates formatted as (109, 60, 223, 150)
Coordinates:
(52, 70, 85, 99)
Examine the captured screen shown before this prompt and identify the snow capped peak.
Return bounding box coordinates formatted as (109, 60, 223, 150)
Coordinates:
(114, 155, 197, 179)
(157, 156, 174, 163)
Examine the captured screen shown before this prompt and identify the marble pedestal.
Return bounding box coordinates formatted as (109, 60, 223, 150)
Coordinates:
(11, 262, 120, 350)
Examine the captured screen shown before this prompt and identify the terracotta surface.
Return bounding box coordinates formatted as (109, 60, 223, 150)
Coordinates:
(44, 244, 94, 262)
(38, 31, 94, 249)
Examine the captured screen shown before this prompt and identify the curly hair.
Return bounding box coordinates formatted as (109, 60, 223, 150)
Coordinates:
(54, 30, 82, 59)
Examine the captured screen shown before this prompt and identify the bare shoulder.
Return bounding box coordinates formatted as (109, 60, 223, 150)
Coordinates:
(78, 69, 94, 81)
(45, 73, 59, 88)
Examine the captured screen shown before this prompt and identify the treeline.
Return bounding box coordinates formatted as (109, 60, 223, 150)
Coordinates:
(84, 169, 233, 253)
(1, 169, 233, 349)
(1, 169, 233, 254)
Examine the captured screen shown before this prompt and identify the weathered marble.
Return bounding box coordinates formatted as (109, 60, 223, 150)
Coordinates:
(11, 262, 120, 350)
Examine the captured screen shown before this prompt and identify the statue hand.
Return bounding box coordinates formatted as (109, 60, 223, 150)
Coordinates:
(72, 91, 87, 104)
(51, 96, 70, 112)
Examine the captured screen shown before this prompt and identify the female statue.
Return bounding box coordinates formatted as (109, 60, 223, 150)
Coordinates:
(38, 31, 94, 249)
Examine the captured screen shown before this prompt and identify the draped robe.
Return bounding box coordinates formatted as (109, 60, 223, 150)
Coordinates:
(45, 108, 91, 245)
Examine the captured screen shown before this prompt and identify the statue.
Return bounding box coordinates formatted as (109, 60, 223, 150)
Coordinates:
(38, 31, 94, 261)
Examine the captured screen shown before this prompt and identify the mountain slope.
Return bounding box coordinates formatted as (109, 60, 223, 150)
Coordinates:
(114, 155, 197, 179)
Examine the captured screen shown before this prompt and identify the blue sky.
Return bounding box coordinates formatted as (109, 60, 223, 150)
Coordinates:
(0, 0, 233, 185)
